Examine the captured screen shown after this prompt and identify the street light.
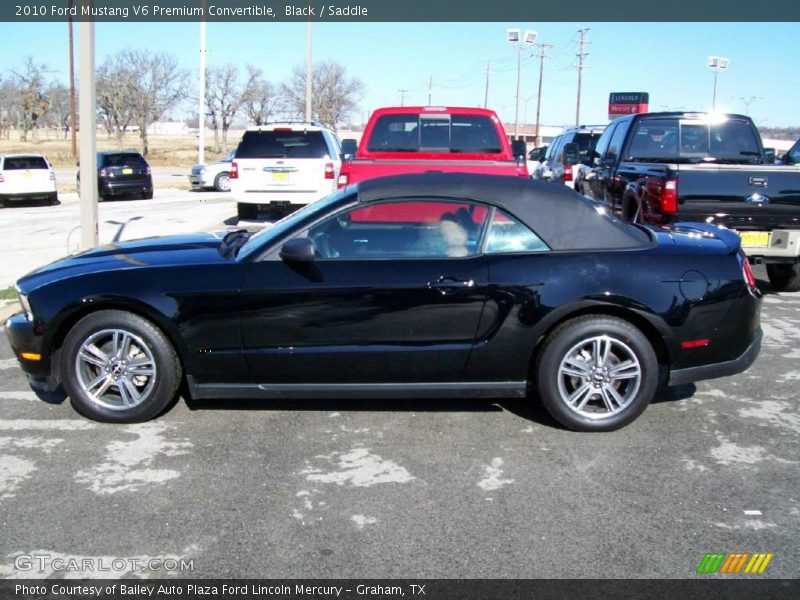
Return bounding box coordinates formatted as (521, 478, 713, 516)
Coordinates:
(507, 28, 537, 139)
(707, 56, 730, 111)
(738, 96, 761, 116)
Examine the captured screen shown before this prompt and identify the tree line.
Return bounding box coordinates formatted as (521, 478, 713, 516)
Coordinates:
(0, 51, 364, 157)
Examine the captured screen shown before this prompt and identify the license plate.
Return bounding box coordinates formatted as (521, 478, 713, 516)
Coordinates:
(271, 172, 290, 182)
(21, 172, 32, 179)
(122, 168, 133, 175)
(739, 231, 770, 248)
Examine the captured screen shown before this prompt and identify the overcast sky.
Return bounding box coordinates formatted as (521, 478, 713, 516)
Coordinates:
(1, 21, 797, 127)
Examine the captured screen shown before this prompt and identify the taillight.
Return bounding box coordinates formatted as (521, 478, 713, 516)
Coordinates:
(563, 164, 573, 182)
(230, 161, 238, 179)
(660, 177, 678, 214)
(337, 174, 348, 188)
(741, 255, 759, 296)
(49, 171, 56, 181)
(0, 173, 5, 183)
(324, 162, 335, 180)
(99, 168, 107, 178)
(145, 166, 151, 175)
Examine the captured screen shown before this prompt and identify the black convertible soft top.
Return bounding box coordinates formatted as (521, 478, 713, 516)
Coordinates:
(356, 173, 650, 250)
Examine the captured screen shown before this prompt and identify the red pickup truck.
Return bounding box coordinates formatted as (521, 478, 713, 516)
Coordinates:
(337, 106, 528, 188)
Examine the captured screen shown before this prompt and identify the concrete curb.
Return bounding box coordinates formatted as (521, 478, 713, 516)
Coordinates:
(0, 302, 21, 322)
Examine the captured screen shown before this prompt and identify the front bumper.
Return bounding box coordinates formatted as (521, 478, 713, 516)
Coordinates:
(189, 174, 212, 189)
(4, 311, 49, 380)
(668, 327, 762, 386)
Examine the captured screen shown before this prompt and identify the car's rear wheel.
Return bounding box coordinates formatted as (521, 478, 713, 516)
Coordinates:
(214, 172, 231, 192)
(536, 315, 658, 431)
(61, 310, 182, 423)
(237, 202, 257, 221)
(766, 263, 800, 292)
(48, 192, 60, 206)
(142, 190, 154, 200)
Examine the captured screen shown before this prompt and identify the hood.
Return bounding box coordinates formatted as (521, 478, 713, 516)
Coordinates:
(18, 232, 229, 290)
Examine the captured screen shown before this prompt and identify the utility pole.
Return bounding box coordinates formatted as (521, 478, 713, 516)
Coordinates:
(67, 0, 77, 158)
(483, 62, 490, 108)
(305, 17, 313, 122)
(533, 43, 552, 147)
(427, 76, 433, 105)
(398, 89, 408, 106)
(575, 27, 590, 126)
(78, 9, 98, 249)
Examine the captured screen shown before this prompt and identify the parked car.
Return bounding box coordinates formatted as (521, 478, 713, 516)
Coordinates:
(229, 122, 342, 221)
(189, 149, 235, 192)
(6, 173, 762, 432)
(532, 125, 606, 189)
(337, 106, 528, 188)
(0, 153, 58, 207)
(579, 111, 800, 292)
(77, 151, 153, 201)
(526, 145, 548, 178)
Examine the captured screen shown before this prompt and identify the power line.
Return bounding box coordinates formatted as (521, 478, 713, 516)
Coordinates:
(398, 89, 408, 106)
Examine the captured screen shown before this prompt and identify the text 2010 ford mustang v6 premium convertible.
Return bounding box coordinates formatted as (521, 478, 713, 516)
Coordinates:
(5, 174, 762, 431)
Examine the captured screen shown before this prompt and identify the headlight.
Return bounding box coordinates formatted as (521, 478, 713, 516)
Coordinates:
(199, 167, 207, 174)
(16, 288, 33, 321)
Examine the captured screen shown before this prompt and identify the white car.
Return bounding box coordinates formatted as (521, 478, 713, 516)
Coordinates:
(189, 150, 235, 192)
(0, 153, 58, 207)
(229, 122, 341, 220)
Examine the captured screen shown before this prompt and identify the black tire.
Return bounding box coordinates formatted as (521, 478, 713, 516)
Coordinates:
(237, 202, 258, 221)
(766, 263, 800, 292)
(142, 190, 154, 200)
(60, 310, 182, 423)
(48, 192, 60, 206)
(535, 315, 658, 432)
(213, 172, 232, 192)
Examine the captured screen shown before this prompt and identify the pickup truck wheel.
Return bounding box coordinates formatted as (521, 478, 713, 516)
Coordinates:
(214, 172, 231, 192)
(535, 315, 658, 432)
(60, 310, 182, 423)
(766, 264, 800, 292)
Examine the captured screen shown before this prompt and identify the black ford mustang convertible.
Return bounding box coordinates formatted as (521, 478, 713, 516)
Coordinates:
(5, 174, 761, 431)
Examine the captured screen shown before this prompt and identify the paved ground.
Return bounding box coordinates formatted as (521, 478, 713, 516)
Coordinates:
(0, 189, 242, 288)
(0, 266, 798, 579)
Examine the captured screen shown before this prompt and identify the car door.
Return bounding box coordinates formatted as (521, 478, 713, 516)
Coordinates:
(239, 198, 491, 384)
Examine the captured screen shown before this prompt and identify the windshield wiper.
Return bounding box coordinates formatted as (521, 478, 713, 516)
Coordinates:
(218, 229, 251, 259)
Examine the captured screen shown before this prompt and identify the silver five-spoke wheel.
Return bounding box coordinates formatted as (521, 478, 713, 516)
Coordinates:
(557, 335, 641, 420)
(75, 328, 157, 411)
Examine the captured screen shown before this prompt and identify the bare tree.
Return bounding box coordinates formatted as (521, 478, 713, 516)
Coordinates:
(11, 57, 51, 142)
(97, 55, 136, 147)
(205, 63, 243, 152)
(44, 82, 70, 138)
(97, 49, 190, 157)
(282, 61, 364, 130)
(242, 65, 280, 126)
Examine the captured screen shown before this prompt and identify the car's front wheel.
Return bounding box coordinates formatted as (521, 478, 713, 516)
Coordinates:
(536, 315, 658, 431)
(61, 310, 182, 423)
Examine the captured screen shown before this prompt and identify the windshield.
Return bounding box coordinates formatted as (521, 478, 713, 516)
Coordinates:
(366, 114, 503, 153)
(237, 188, 353, 260)
(625, 118, 762, 164)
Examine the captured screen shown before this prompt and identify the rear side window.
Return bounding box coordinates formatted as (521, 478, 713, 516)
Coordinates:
(237, 130, 330, 159)
(3, 156, 48, 170)
(366, 114, 502, 153)
(102, 153, 147, 167)
(485, 210, 549, 253)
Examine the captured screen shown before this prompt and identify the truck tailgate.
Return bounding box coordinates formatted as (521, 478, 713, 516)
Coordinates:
(675, 164, 800, 230)
(347, 159, 522, 182)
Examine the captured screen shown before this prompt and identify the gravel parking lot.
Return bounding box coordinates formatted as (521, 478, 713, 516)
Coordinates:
(0, 257, 798, 579)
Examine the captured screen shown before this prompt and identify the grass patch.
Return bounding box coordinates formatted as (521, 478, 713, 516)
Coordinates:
(0, 286, 18, 300)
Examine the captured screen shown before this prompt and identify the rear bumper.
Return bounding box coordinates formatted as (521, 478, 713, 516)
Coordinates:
(0, 190, 56, 202)
(100, 179, 153, 197)
(742, 229, 800, 260)
(668, 327, 762, 386)
(233, 188, 333, 206)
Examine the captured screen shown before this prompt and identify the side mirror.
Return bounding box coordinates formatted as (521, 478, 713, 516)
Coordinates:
(340, 138, 357, 161)
(563, 143, 580, 166)
(763, 148, 776, 164)
(511, 139, 527, 161)
(279, 238, 316, 263)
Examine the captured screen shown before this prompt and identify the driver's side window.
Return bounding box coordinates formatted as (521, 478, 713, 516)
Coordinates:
(304, 199, 490, 260)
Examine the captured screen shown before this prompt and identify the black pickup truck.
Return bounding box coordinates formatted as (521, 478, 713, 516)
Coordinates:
(574, 112, 800, 291)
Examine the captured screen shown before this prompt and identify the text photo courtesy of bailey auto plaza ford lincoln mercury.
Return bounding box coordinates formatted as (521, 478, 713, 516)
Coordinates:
(0, 1, 799, 598)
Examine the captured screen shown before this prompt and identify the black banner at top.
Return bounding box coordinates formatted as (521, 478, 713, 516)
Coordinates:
(2, 0, 800, 22)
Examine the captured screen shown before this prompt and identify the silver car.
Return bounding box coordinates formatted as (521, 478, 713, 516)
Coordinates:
(189, 150, 235, 192)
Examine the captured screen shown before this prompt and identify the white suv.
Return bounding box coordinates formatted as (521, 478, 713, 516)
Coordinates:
(230, 122, 341, 220)
(0, 153, 58, 207)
